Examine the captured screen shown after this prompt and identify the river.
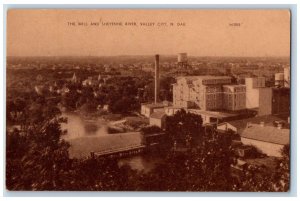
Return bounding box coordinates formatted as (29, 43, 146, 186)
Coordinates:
(61, 113, 161, 172)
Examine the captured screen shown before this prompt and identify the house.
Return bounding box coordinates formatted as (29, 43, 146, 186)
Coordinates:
(82, 76, 99, 87)
(240, 124, 289, 157)
(149, 111, 167, 129)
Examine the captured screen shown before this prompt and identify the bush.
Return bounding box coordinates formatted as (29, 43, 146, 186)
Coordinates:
(107, 126, 124, 134)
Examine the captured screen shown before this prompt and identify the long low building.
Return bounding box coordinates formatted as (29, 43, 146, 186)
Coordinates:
(162, 106, 241, 125)
(240, 124, 289, 157)
(216, 115, 290, 157)
(67, 132, 142, 158)
(217, 115, 290, 134)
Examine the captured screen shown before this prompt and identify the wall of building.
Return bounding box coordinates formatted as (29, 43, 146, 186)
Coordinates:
(275, 73, 284, 87)
(223, 85, 246, 111)
(165, 108, 180, 116)
(217, 123, 238, 133)
(245, 77, 266, 109)
(241, 137, 284, 157)
(173, 76, 250, 111)
(141, 105, 151, 117)
(204, 86, 223, 110)
(149, 117, 166, 129)
(272, 88, 290, 115)
(258, 88, 273, 116)
(245, 77, 265, 88)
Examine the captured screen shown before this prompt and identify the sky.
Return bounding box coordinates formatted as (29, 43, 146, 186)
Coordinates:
(7, 9, 290, 57)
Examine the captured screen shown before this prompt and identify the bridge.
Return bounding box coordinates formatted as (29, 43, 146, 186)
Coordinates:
(67, 132, 145, 159)
(67, 131, 166, 159)
(91, 144, 146, 159)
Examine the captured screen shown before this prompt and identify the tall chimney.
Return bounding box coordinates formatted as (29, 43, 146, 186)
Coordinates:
(155, 54, 160, 104)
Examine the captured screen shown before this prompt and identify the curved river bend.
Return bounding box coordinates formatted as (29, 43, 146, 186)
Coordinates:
(61, 113, 161, 172)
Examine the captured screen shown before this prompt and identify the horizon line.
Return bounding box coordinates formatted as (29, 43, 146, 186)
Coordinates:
(6, 55, 291, 58)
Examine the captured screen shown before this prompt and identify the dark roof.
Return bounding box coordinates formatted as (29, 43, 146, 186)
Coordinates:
(241, 125, 290, 145)
(67, 132, 142, 158)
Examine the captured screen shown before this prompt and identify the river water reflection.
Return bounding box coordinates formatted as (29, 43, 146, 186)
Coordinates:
(61, 113, 161, 172)
(61, 113, 109, 138)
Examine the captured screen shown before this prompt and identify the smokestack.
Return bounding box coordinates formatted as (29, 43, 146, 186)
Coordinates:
(155, 54, 160, 104)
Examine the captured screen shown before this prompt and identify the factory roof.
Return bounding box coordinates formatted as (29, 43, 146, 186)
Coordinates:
(188, 109, 238, 118)
(241, 125, 290, 145)
(223, 115, 289, 133)
(150, 111, 167, 119)
(141, 103, 165, 109)
(176, 76, 232, 86)
(67, 132, 142, 158)
(164, 106, 183, 109)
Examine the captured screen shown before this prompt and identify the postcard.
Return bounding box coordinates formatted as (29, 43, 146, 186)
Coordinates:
(6, 9, 291, 191)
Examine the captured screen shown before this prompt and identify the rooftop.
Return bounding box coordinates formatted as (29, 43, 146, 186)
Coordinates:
(67, 132, 142, 158)
(224, 115, 289, 133)
(188, 109, 238, 118)
(164, 106, 183, 109)
(150, 111, 167, 119)
(241, 124, 290, 145)
(141, 103, 165, 109)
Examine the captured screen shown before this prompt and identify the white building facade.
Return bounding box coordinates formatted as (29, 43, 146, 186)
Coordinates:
(245, 77, 266, 109)
(172, 76, 246, 111)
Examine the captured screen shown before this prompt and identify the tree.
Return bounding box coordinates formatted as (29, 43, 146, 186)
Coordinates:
(109, 96, 138, 114)
(273, 144, 290, 191)
(141, 125, 162, 135)
(132, 129, 235, 191)
(62, 89, 80, 110)
(165, 109, 203, 148)
(6, 116, 70, 190)
(231, 144, 290, 192)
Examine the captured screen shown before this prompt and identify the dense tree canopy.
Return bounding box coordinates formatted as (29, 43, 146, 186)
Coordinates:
(6, 72, 290, 192)
(165, 109, 204, 147)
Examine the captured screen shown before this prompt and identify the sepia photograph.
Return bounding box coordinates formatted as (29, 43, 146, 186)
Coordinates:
(6, 9, 291, 192)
